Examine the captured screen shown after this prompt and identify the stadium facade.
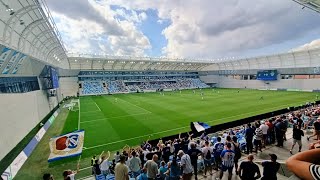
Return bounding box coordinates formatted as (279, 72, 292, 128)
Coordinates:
(1, 0, 320, 178)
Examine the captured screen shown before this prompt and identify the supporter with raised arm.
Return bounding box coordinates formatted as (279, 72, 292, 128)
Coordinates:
(286, 148, 320, 180)
(63, 163, 80, 180)
(100, 151, 111, 177)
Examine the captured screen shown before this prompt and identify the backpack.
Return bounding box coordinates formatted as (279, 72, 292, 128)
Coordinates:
(233, 143, 241, 159)
(205, 148, 211, 160)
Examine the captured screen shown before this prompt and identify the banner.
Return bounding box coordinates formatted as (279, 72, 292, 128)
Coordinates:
(11, 54, 27, 74)
(0, 47, 12, 69)
(2, 51, 20, 74)
(48, 130, 85, 162)
(257, 70, 278, 81)
(191, 122, 211, 132)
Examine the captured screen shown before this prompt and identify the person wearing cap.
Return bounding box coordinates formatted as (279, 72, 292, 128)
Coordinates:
(178, 150, 193, 180)
(115, 155, 129, 180)
(307, 116, 320, 141)
(144, 154, 158, 180)
(261, 154, 280, 180)
(238, 154, 261, 180)
(286, 148, 320, 180)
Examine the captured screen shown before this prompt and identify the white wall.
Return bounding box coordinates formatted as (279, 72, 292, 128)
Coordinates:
(59, 77, 79, 97)
(200, 75, 320, 90)
(0, 90, 51, 161)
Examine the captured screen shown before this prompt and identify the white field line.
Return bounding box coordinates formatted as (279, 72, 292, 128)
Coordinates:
(94, 102, 101, 111)
(80, 112, 151, 124)
(78, 99, 81, 130)
(81, 110, 101, 113)
(108, 96, 152, 113)
(83, 100, 309, 150)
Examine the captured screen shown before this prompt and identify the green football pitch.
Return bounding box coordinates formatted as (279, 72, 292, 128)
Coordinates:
(14, 88, 319, 179)
(64, 88, 318, 157)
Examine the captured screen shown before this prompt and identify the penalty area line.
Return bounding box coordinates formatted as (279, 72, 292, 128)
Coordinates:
(80, 112, 152, 124)
(94, 102, 101, 111)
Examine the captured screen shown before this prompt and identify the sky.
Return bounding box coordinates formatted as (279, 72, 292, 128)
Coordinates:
(46, 0, 320, 60)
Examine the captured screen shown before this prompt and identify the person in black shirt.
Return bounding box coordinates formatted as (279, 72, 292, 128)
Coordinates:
(187, 142, 202, 180)
(245, 123, 254, 154)
(290, 124, 304, 154)
(92, 160, 102, 177)
(275, 119, 285, 147)
(238, 154, 261, 180)
(261, 154, 280, 180)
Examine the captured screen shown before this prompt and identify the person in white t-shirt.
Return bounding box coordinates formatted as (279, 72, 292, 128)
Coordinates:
(260, 121, 269, 148)
(178, 150, 193, 180)
(100, 151, 111, 177)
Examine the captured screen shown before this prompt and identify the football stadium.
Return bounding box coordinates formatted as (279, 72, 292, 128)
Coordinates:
(1, 0, 320, 180)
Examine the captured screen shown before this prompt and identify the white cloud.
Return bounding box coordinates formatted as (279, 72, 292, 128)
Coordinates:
(104, 0, 320, 58)
(47, 0, 151, 56)
(292, 39, 320, 52)
(47, 0, 320, 58)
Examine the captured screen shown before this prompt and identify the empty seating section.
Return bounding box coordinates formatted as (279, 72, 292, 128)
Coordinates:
(81, 81, 106, 95)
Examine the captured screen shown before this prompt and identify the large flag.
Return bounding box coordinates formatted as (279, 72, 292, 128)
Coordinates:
(48, 130, 85, 162)
(191, 122, 211, 133)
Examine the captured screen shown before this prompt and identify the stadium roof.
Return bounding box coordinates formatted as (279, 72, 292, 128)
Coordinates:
(292, 0, 320, 13)
(0, 0, 68, 68)
(67, 54, 215, 71)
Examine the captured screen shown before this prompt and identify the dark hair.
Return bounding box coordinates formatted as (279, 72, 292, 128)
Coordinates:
(43, 173, 51, 180)
(171, 157, 177, 166)
(226, 136, 231, 141)
(120, 155, 126, 162)
(205, 141, 209, 145)
(62, 170, 69, 177)
(217, 137, 221, 142)
(116, 151, 120, 155)
(247, 123, 251, 127)
(232, 136, 237, 142)
(226, 143, 232, 149)
(132, 151, 136, 156)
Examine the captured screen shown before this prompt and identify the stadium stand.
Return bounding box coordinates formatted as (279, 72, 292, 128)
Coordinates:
(81, 81, 107, 95)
